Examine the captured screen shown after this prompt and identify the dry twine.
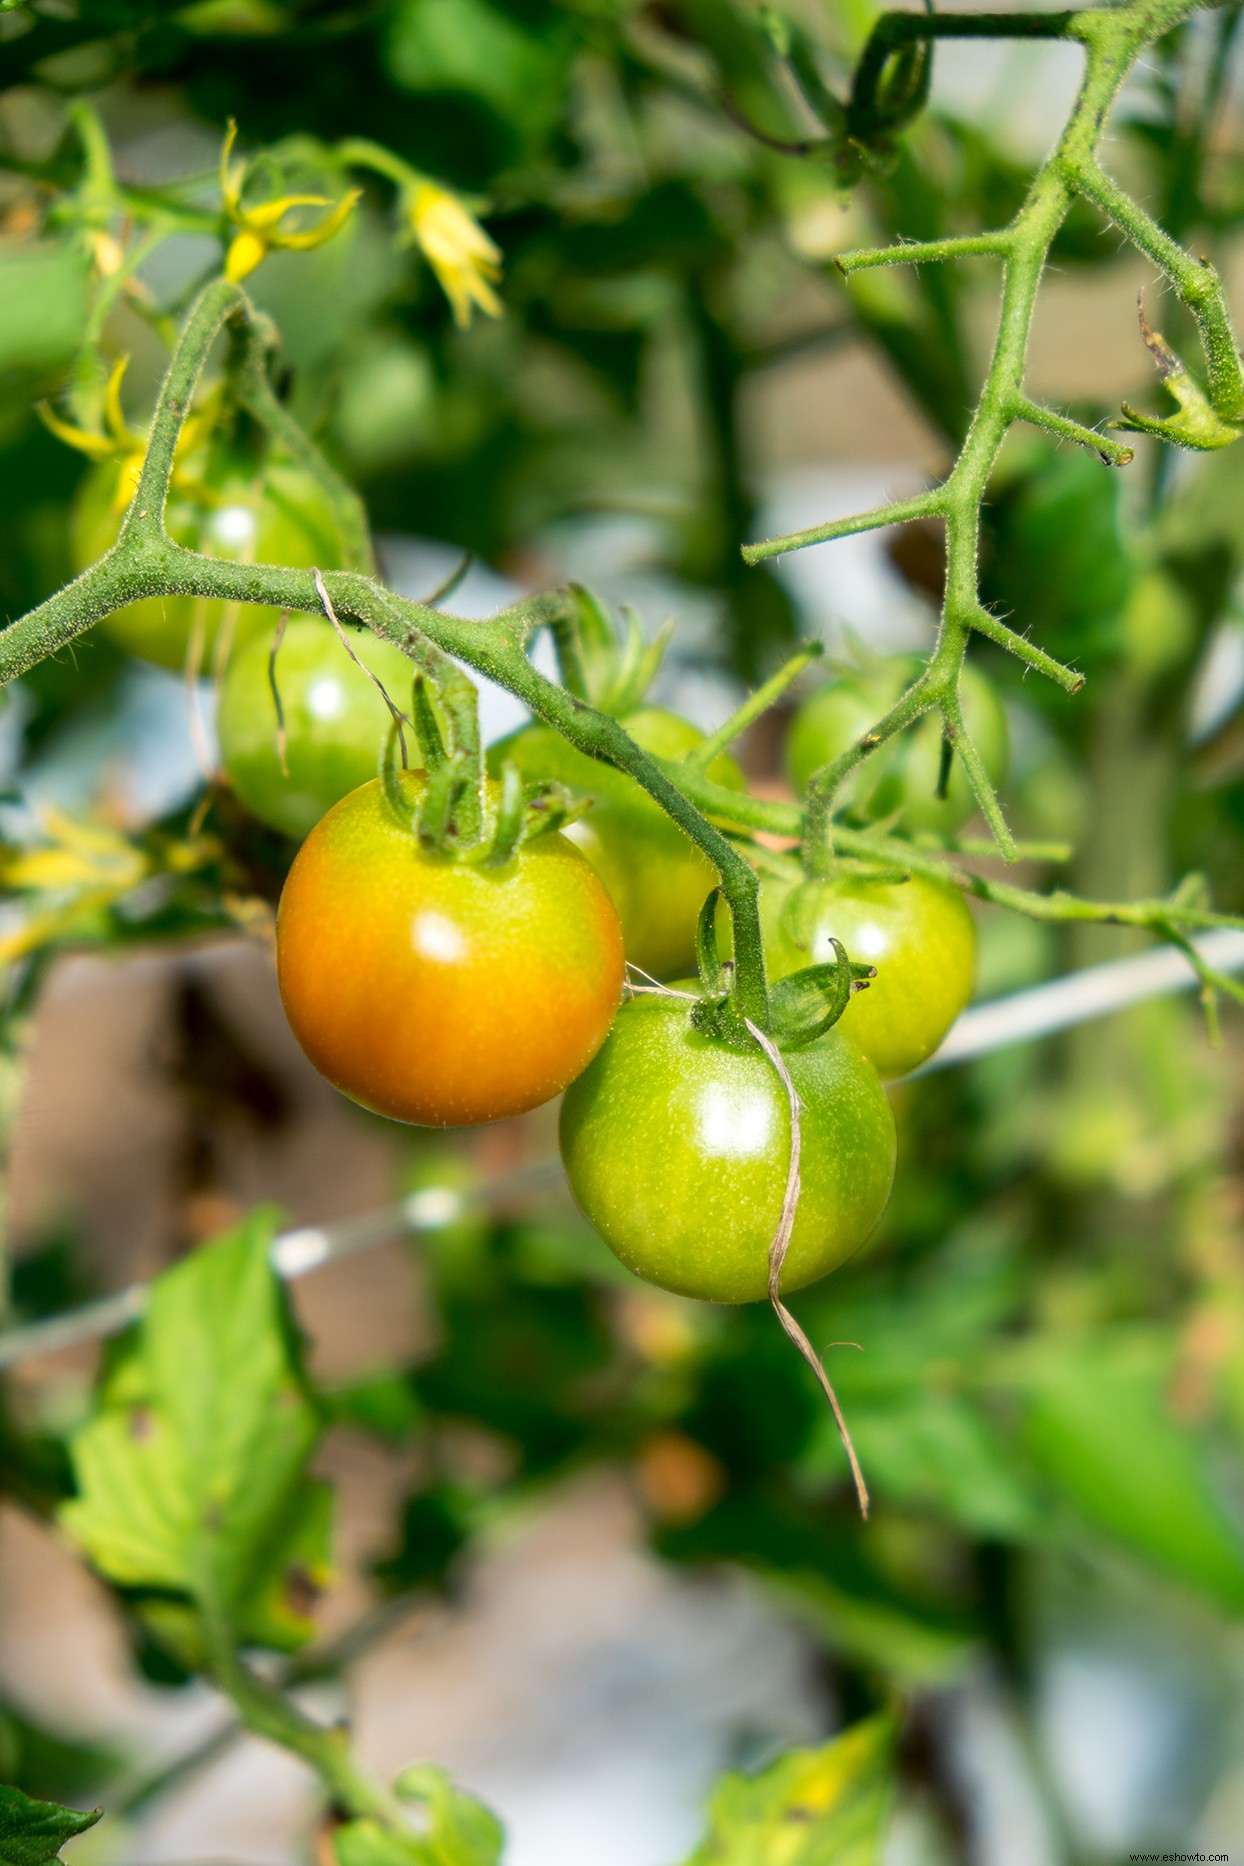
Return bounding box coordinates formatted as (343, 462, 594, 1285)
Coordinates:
(625, 968, 870, 1518)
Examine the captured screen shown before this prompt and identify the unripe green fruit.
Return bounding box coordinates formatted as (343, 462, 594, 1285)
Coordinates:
(763, 872, 976, 1078)
(72, 456, 346, 671)
(219, 619, 418, 838)
(560, 993, 896, 1304)
(785, 658, 1008, 836)
(490, 707, 746, 979)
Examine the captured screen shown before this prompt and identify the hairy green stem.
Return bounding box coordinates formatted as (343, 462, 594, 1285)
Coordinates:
(742, 489, 942, 564)
(662, 764, 1244, 943)
(684, 642, 823, 773)
(835, 233, 1012, 273)
(802, 665, 941, 876)
(205, 1621, 413, 1841)
(743, 0, 1237, 867)
(0, 278, 774, 1025)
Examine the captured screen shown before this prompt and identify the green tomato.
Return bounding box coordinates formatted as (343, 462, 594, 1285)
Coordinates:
(218, 618, 419, 839)
(72, 454, 346, 671)
(559, 992, 896, 1304)
(765, 872, 976, 1079)
(489, 707, 746, 980)
(785, 658, 1008, 836)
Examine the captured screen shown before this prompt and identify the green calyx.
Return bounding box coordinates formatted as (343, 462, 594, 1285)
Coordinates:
(1112, 302, 1244, 452)
(553, 583, 672, 717)
(378, 686, 588, 865)
(690, 886, 874, 1052)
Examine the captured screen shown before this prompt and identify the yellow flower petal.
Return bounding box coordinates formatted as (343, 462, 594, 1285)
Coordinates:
(39, 806, 133, 859)
(108, 450, 145, 514)
(226, 227, 268, 281)
(103, 355, 132, 446)
(219, 119, 242, 215)
(245, 192, 331, 233)
(408, 181, 503, 327)
(273, 188, 360, 252)
(36, 404, 116, 460)
(92, 231, 124, 277)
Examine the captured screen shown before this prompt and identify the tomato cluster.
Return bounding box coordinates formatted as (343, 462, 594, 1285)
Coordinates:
(98, 505, 995, 1304)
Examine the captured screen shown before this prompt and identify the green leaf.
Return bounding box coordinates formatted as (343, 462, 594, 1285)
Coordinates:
(386, 0, 573, 140)
(333, 1764, 502, 1866)
(0, 1784, 100, 1866)
(682, 1716, 895, 1866)
(848, 1395, 1043, 1541)
(60, 1207, 331, 1648)
(395, 1765, 503, 1864)
(1022, 1331, 1244, 1611)
(333, 1825, 418, 1866)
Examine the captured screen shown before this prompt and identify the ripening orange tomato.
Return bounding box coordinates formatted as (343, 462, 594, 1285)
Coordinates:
(276, 773, 625, 1125)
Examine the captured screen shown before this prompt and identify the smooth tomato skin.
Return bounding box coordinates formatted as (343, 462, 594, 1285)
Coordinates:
(73, 457, 345, 671)
(559, 994, 896, 1303)
(276, 775, 625, 1126)
(785, 660, 1008, 836)
(490, 707, 745, 979)
(219, 619, 417, 838)
(764, 873, 976, 1078)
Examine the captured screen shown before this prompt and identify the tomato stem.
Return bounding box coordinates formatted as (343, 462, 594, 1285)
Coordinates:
(683, 640, 824, 776)
(200, 1599, 421, 1847)
(4, 8, 1244, 1017)
(743, 0, 1242, 869)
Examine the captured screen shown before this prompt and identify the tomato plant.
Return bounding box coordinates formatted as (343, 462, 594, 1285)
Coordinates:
(276, 771, 625, 1125)
(492, 707, 745, 979)
(762, 872, 977, 1079)
(560, 991, 896, 1304)
(218, 616, 418, 838)
(785, 657, 1009, 836)
(2, 1, 1244, 1857)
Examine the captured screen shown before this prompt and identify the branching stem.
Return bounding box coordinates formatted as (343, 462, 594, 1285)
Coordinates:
(744, 0, 1240, 864)
(5, 0, 1241, 1014)
(0, 281, 773, 1027)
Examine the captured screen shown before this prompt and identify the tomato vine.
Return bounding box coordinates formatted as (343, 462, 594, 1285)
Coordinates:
(3, 0, 1243, 1044)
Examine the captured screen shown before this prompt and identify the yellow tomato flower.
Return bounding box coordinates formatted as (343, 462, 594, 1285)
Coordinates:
(0, 809, 221, 969)
(38, 356, 147, 511)
(408, 181, 503, 327)
(39, 358, 214, 512)
(219, 121, 359, 283)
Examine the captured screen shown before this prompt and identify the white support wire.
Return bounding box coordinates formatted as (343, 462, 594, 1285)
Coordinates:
(0, 929, 1241, 1373)
(913, 926, 1244, 1073)
(0, 1163, 563, 1372)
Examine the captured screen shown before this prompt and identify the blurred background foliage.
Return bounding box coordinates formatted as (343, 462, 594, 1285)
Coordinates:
(1, 0, 1244, 1862)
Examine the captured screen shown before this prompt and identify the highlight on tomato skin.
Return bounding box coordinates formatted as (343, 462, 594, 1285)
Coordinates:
(559, 991, 897, 1305)
(275, 771, 626, 1127)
